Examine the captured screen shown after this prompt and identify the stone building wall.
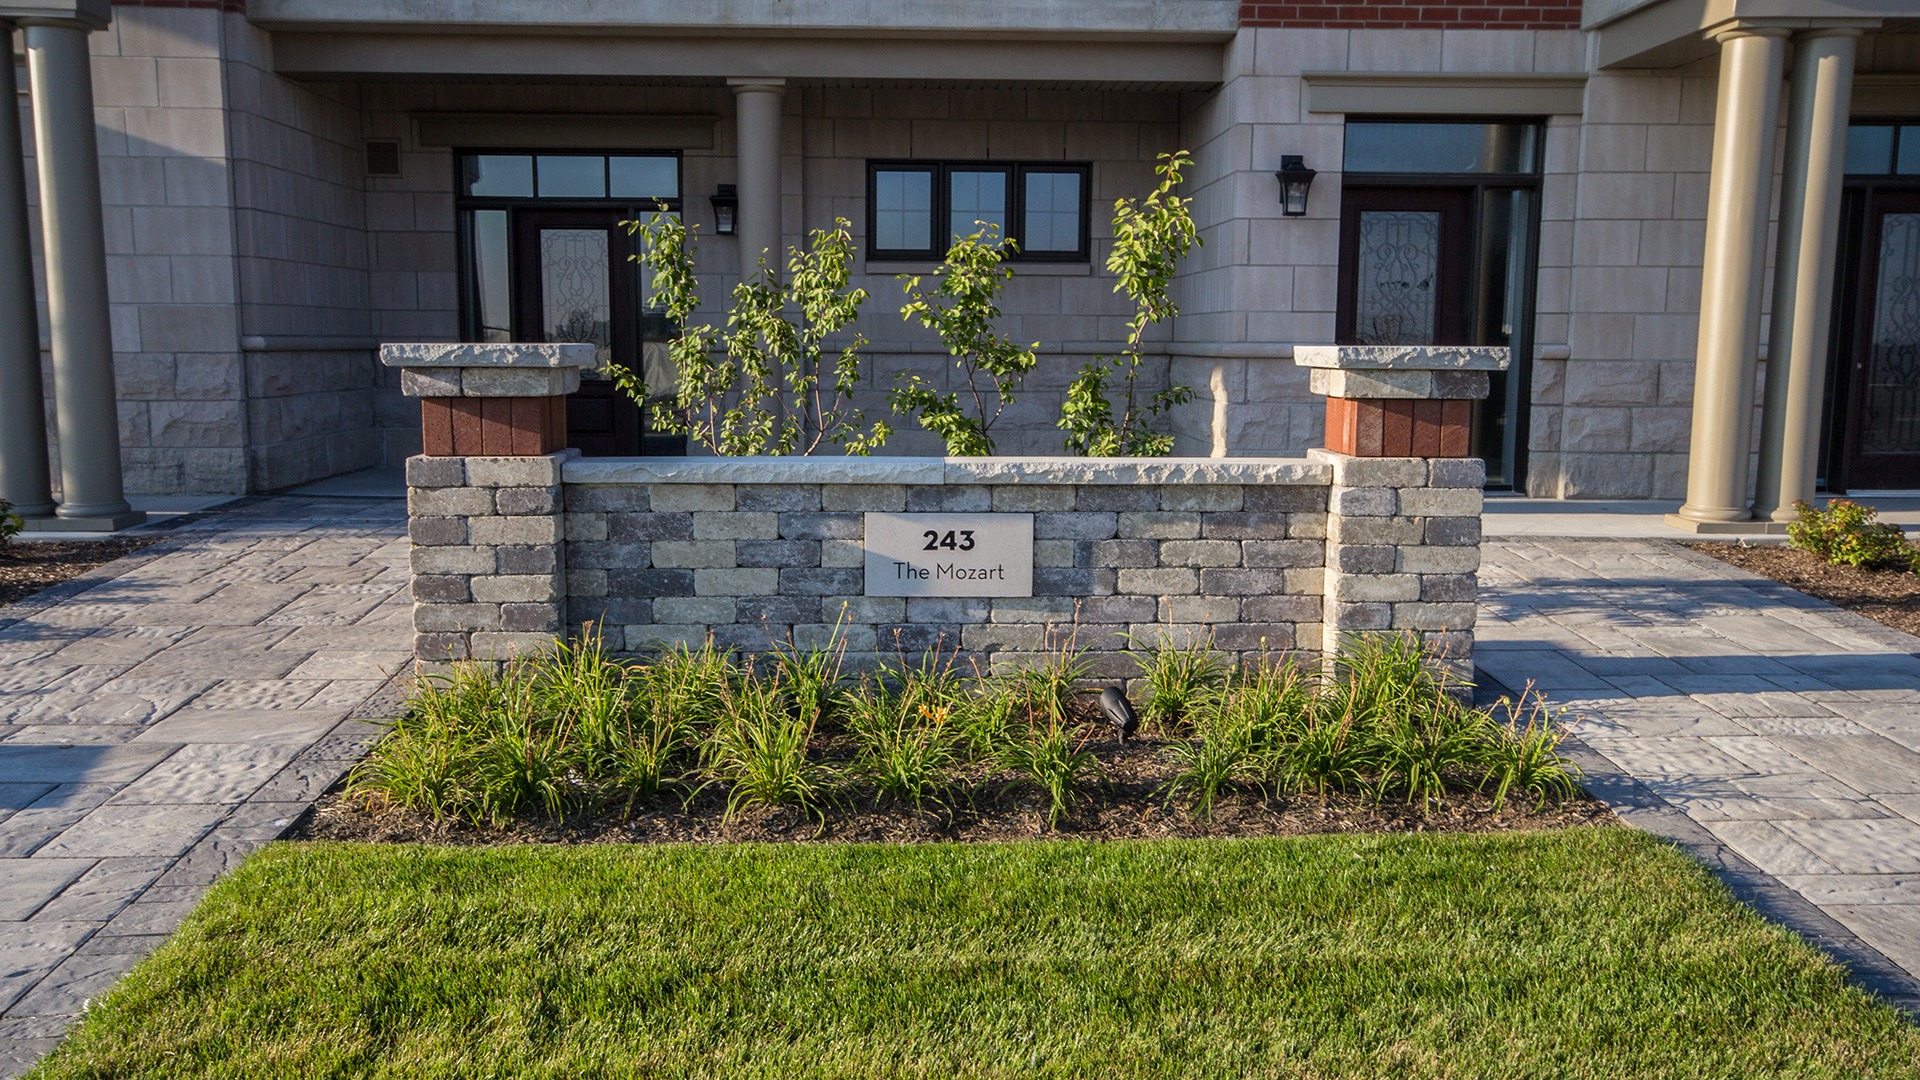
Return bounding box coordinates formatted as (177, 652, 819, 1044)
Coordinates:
(1165, 26, 1588, 479)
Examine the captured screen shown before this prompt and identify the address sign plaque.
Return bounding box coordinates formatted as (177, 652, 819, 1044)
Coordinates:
(863, 513, 1034, 598)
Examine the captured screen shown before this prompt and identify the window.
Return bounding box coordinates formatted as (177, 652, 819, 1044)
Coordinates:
(458, 152, 681, 202)
(1844, 123, 1920, 176)
(1344, 121, 1541, 176)
(868, 161, 1091, 262)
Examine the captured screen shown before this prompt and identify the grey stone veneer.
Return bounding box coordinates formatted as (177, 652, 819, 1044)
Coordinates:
(404, 455, 1486, 679)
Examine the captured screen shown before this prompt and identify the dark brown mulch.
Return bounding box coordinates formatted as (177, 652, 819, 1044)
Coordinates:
(1687, 542, 1920, 640)
(293, 719, 1615, 847)
(0, 537, 158, 607)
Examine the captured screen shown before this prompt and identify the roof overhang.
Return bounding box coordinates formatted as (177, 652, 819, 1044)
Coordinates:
(1585, 0, 1893, 69)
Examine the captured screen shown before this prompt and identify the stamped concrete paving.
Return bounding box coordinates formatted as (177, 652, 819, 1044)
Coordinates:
(0, 496, 409, 1075)
(1480, 538, 1920, 1011)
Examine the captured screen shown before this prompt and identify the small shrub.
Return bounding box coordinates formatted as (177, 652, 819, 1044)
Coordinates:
(846, 688, 959, 811)
(1277, 698, 1373, 798)
(890, 224, 1040, 455)
(531, 628, 681, 804)
(0, 498, 20, 553)
(1129, 630, 1227, 734)
(1788, 499, 1918, 572)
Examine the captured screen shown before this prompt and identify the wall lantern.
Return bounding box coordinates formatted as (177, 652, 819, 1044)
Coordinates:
(1275, 156, 1317, 217)
(710, 184, 739, 235)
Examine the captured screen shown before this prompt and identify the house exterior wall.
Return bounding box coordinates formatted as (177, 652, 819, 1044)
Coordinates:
(10, 1, 1912, 501)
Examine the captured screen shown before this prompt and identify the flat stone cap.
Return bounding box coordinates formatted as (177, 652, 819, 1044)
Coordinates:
(1293, 344, 1510, 372)
(566, 456, 1331, 486)
(380, 342, 596, 370)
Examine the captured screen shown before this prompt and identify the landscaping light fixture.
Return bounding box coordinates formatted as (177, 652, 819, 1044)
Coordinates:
(710, 184, 739, 235)
(1276, 156, 1317, 217)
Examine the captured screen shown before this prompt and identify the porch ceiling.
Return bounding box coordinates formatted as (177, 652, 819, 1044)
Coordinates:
(245, 0, 1242, 41)
(264, 30, 1228, 88)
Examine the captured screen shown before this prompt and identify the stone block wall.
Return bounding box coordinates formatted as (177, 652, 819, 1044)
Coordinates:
(405, 451, 573, 663)
(560, 460, 1331, 676)
(1317, 450, 1484, 682)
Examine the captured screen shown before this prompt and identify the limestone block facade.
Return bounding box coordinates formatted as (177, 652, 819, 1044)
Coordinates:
(5, 1, 1917, 524)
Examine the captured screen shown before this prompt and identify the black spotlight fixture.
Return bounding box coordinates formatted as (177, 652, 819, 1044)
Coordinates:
(709, 183, 739, 235)
(1275, 155, 1317, 217)
(1096, 686, 1140, 742)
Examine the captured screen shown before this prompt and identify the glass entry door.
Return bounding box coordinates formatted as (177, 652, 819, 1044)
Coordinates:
(456, 151, 684, 457)
(1838, 190, 1920, 489)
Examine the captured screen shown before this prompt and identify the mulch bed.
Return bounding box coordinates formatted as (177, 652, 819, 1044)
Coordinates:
(0, 537, 158, 608)
(1687, 542, 1920, 640)
(294, 719, 1615, 847)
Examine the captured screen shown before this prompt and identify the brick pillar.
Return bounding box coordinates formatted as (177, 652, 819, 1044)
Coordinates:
(1298, 345, 1509, 684)
(383, 343, 591, 665)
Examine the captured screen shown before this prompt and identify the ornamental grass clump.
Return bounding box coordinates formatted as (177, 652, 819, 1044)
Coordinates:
(1128, 629, 1228, 734)
(352, 629, 1583, 833)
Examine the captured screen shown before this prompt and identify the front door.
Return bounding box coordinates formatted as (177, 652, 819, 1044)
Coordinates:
(1837, 190, 1920, 489)
(511, 208, 674, 457)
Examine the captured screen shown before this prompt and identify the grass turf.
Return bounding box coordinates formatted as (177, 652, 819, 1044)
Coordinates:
(32, 828, 1920, 1079)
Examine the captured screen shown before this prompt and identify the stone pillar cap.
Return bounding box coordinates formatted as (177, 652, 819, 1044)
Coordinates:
(381, 342, 596, 370)
(1293, 344, 1510, 372)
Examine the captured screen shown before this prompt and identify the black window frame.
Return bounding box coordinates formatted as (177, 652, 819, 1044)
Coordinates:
(451, 149, 684, 344)
(866, 160, 1092, 264)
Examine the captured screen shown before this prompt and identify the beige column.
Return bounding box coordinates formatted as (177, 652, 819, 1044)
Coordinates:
(729, 78, 785, 285)
(24, 8, 143, 528)
(1672, 26, 1789, 530)
(1753, 29, 1859, 523)
(0, 18, 54, 517)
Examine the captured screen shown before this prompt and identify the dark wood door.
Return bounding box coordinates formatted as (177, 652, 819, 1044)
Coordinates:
(512, 208, 646, 457)
(1839, 190, 1920, 490)
(1337, 187, 1474, 347)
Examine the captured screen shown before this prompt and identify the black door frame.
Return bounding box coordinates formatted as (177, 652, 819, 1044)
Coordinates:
(1827, 172, 1920, 492)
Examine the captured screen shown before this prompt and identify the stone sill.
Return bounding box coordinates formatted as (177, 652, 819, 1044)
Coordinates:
(564, 455, 1330, 487)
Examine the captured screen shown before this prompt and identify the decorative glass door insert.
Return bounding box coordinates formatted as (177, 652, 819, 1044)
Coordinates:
(1352, 210, 1442, 345)
(538, 228, 613, 372)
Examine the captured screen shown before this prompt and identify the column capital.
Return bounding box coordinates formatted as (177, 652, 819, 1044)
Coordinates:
(1707, 23, 1794, 45)
(727, 77, 788, 95)
(0, 1, 109, 31)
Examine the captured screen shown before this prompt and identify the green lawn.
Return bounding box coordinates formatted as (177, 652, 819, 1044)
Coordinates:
(34, 829, 1920, 1079)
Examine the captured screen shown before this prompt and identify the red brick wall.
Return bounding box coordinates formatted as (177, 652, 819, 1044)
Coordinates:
(1240, 2, 1580, 29)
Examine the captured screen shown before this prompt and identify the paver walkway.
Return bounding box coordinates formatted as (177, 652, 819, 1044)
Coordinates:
(0, 496, 410, 1075)
(1479, 537, 1920, 1011)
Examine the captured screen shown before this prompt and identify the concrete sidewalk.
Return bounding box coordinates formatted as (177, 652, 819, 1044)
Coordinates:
(0, 496, 411, 1075)
(1479, 537, 1920, 1012)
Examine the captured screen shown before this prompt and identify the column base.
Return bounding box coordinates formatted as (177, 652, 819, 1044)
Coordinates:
(1661, 513, 1788, 535)
(21, 509, 147, 532)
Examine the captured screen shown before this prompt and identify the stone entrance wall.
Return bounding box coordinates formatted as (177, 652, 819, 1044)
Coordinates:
(391, 342, 1496, 679)
(559, 458, 1332, 676)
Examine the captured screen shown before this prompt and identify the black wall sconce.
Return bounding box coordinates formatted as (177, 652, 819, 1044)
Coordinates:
(1275, 156, 1317, 217)
(710, 184, 739, 235)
